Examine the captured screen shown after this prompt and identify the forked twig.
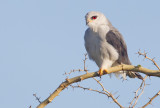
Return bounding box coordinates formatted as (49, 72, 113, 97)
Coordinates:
(63, 54, 88, 75)
(33, 94, 41, 104)
(93, 78, 124, 108)
(129, 76, 148, 108)
(70, 84, 109, 96)
(70, 78, 124, 108)
(138, 50, 160, 70)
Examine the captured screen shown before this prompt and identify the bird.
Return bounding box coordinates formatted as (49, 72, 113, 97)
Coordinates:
(84, 11, 143, 79)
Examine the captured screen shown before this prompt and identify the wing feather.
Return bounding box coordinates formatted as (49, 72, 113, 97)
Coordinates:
(106, 29, 143, 80)
(106, 29, 131, 65)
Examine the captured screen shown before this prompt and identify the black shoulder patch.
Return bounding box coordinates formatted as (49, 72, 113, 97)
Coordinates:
(106, 30, 131, 64)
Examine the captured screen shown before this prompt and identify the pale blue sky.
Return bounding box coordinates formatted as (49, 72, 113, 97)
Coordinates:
(0, 0, 160, 108)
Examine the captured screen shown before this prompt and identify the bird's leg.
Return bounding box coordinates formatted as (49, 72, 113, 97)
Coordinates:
(98, 68, 108, 76)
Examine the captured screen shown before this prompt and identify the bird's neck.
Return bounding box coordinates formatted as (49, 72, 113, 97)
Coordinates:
(90, 24, 110, 34)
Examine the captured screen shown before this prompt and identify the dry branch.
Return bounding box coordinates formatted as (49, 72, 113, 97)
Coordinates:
(70, 84, 108, 95)
(138, 51, 160, 70)
(93, 78, 124, 108)
(129, 76, 148, 108)
(70, 78, 124, 108)
(33, 94, 41, 104)
(37, 64, 160, 108)
(142, 91, 160, 108)
(63, 54, 88, 75)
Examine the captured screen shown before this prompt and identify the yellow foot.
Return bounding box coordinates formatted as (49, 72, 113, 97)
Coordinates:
(98, 68, 108, 76)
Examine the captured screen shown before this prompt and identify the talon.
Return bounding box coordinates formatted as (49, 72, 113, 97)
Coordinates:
(98, 68, 108, 76)
(104, 69, 108, 74)
(98, 68, 103, 76)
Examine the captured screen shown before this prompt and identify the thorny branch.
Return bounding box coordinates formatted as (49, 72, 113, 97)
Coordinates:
(37, 64, 160, 108)
(93, 77, 123, 108)
(138, 50, 160, 70)
(129, 76, 148, 108)
(36, 51, 160, 108)
(70, 84, 109, 96)
(71, 77, 124, 108)
(142, 91, 160, 108)
(33, 94, 41, 104)
(83, 53, 88, 73)
(63, 54, 88, 75)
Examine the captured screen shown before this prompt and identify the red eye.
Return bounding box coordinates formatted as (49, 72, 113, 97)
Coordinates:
(91, 16, 97, 19)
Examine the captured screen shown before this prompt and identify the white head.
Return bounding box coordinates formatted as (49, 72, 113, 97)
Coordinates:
(85, 11, 110, 30)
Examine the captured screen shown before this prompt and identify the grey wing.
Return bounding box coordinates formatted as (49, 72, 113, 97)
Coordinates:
(106, 29, 131, 65)
(106, 29, 143, 80)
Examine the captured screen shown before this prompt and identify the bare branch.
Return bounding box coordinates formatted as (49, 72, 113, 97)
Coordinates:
(130, 76, 148, 108)
(70, 84, 109, 97)
(83, 53, 88, 73)
(37, 64, 160, 108)
(63, 69, 85, 75)
(71, 78, 124, 108)
(33, 94, 41, 104)
(63, 54, 88, 75)
(138, 50, 160, 70)
(142, 91, 160, 108)
(93, 78, 124, 108)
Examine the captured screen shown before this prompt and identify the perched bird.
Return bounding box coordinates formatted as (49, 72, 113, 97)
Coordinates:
(84, 11, 142, 79)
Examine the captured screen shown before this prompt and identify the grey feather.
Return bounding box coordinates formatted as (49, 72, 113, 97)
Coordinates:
(106, 29, 131, 65)
(106, 28, 143, 80)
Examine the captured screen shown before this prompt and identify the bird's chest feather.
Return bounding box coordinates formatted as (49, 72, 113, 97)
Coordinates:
(86, 31, 109, 60)
(85, 28, 119, 68)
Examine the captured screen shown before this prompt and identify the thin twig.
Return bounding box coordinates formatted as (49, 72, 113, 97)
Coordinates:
(33, 94, 41, 104)
(93, 78, 124, 108)
(142, 91, 160, 108)
(63, 69, 85, 75)
(71, 81, 124, 108)
(129, 76, 148, 108)
(70, 84, 109, 97)
(138, 50, 160, 70)
(83, 53, 88, 73)
(63, 54, 88, 75)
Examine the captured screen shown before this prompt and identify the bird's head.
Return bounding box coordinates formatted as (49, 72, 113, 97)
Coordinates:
(85, 11, 109, 30)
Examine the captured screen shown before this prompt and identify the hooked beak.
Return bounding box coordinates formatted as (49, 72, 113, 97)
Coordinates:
(86, 19, 92, 25)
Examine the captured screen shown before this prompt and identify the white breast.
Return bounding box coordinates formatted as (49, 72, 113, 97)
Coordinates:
(84, 26, 119, 69)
